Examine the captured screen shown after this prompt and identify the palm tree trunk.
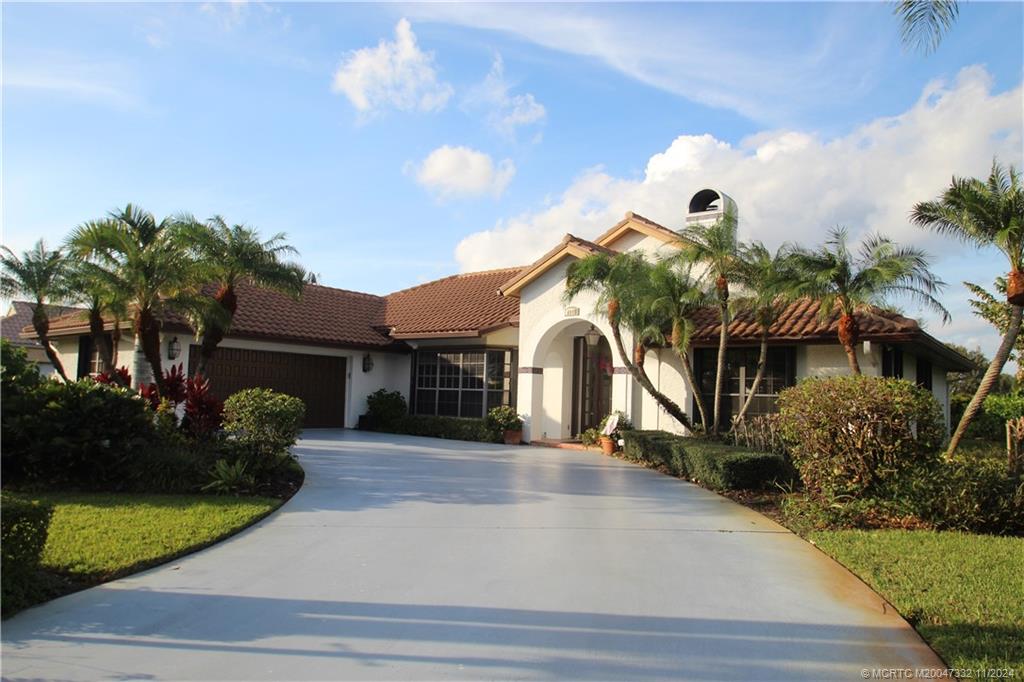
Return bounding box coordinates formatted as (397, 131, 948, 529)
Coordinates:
(196, 284, 237, 376)
(87, 307, 115, 374)
(31, 308, 68, 382)
(838, 313, 861, 375)
(134, 309, 164, 392)
(607, 316, 692, 431)
(130, 332, 148, 390)
(675, 349, 709, 431)
(110, 323, 121, 370)
(712, 299, 729, 433)
(732, 331, 769, 429)
(947, 304, 1023, 457)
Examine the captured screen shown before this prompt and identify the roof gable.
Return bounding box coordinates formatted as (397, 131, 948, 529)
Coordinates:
(499, 234, 615, 298)
(593, 212, 679, 249)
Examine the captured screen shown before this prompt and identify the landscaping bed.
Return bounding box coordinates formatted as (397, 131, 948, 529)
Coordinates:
(2, 491, 281, 617)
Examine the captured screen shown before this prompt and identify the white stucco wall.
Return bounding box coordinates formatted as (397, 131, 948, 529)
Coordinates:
(796, 343, 882, 378)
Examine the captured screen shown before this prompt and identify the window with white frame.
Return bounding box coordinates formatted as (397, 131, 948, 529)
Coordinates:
(414, 350, 514, 418)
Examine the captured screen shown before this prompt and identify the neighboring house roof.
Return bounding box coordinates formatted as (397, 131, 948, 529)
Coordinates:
(690, 298, 974, 371)
(499, 234, 616, 297)
(3, 301, 85, 347)
(383, 267, 523, 339)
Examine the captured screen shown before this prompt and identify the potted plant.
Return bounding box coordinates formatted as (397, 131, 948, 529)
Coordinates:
(487, 406, 525, 445)
(598, 411, 633, 455)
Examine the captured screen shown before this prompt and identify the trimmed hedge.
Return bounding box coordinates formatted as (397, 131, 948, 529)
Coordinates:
(619, 430, 794, 491)
(683, 440, 796, 492)
(375, 415, 501, 444)
(1, 493, 53, 615)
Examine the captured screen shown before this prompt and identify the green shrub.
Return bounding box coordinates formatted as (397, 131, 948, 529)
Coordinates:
(619, 430, 793, 489)
(898, 456, 1024, 535)
(580, 428, 601, 446)
(223, 388, 306, 455)
(202, 459, 256, 495)
(486, 405, 523, 432)
(366, 389, 408, 425)
(1, 493, 53, 615)
(779, 494, 924, 535)
(777, 376, 945, 500)
(374, 414, 501, 443)
(1, 339, 42, 394)
(620, 430, 687, 476)
(951, 394, 1006, 441)
(681, 440, 796, 491)
(599, 410, 633, 439)
(2, 379, 159, 490)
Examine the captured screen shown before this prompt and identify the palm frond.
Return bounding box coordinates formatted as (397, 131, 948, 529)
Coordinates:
(894, 0, 959, 54)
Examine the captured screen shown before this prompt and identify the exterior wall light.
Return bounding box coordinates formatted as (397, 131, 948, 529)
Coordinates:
(167, 336, 181, 360)
(584, 325, 601, 347)
(362, 353, 374, 373)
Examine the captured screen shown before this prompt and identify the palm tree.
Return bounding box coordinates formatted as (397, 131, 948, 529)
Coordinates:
(181, 216, 306, 376)
(564, 252, 693, 431)
(0, 240, 71, 381)
(894, 0, 959, 54)
(791, 227, 950, 375)
(911, 160, 1024, 456)
(63, 258, 129, 377)
(67, 204, 203, 392)
(672, 210, 743, 434)
(648, 260, 712, 432)
(728, 242, 801, 427)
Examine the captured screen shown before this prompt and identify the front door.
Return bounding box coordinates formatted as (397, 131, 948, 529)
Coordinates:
(570, 336, 614, 437)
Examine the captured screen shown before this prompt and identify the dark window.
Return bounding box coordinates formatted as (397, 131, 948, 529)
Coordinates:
(882, 345, 903, 379)
(693, 346, 797, 423)
(413, 349, 514, 417)
(916, 355, 933, 391)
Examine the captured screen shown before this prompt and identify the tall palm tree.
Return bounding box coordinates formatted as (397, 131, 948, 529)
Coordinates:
(894, 0, 959, 54)
(67, 204, 202, 391)
(911, 160, 1024, 456)
(63, 258, 128, 376)
(564, 252, 693, 431)
(728, 242, 801, 427)
(0, 240, 71, 381)
(180, 216, 306, 376)
(648, 260, 712, 432)
(672, 210, 743, 434)
(791, 227, 949, 375)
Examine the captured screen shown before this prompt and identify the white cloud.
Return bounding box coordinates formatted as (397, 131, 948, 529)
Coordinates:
(3, 58, 144, 111)
(332, 18, 453, 115)
(199, 1, 252, 31)
(464, 55, 546, 138)
(453, 66, 1023, 356)
(406, 3, 891, 124)
(411, 145, 516, 199)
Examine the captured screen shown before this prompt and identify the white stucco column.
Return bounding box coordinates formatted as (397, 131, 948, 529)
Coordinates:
(517, 368, 544, 442)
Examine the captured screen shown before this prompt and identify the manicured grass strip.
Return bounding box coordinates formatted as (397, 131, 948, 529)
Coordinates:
(3, 492, 279, 601)
(809, 529, 1024, 675)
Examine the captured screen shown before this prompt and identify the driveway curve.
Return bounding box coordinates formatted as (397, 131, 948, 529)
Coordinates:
(3, 430, 943, 681)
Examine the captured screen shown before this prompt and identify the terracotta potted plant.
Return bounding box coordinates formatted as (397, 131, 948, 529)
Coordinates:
(487, 406, 524, 445)
(598, 411, 633, 455)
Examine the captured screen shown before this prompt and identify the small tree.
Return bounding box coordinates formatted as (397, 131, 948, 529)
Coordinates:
(671, 210, 744, 434)
(912, 160, 1024, 456)
(0, 240, 71, 381)
(790, 227, 949, 375)
(564, 252, 692, 431)
(181, 216, 306, 376)
(729, 242, 800, 427)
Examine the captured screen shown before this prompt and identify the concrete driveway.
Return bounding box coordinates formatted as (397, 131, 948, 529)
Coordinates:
(2, 430, 943, 681)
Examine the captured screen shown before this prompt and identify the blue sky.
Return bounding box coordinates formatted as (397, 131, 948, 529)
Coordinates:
(3, 1, 1022, 359)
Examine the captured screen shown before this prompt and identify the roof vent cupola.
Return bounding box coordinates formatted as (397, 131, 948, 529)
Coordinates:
(686, 188, 737, 228)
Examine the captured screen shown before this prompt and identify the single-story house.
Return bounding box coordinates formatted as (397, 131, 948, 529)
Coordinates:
(32, 189, 973, 438)
(3, 301, 86, 377)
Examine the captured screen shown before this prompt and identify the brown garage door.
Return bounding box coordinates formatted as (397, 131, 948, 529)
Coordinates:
(190, 346, 346, 428)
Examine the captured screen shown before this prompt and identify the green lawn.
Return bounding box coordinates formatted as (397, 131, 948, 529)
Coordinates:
(4, 492, 280, 614)
(809, 529, 1024, 675)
